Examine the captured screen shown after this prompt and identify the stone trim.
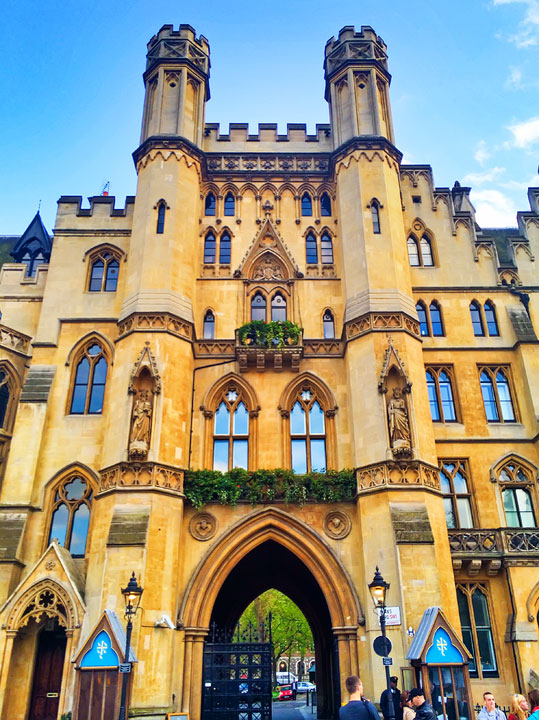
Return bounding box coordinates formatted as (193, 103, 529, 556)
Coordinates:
(98, 461, 184, 496)
(0, 324, 31, 356)
(346, 312, 420, 340)
(118, 312, 193, 341)
(356, 459, 441, 494)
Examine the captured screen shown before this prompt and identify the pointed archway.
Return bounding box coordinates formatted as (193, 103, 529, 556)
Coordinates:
(179, 507, 363, 720)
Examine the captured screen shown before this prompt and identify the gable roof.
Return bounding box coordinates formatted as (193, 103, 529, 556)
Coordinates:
(406, 606, 471, 663)
(72, 609, 138, 666)
(11, 211, 52, 260)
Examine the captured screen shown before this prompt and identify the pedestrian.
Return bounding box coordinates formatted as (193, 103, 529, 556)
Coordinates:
(478, 692, 507, 720)
(381, 676, 403, 720)
(339, 676, 380, 720)
(528, 691, 539, 720)
(408, 688, 436, 720)
(508, 694, 529, 720)
(401, 691, 416, 720)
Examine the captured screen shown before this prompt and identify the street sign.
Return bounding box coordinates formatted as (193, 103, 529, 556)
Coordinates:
(119, 663, 131, 673)
(383, 657, 393, 666)
(377, 606, 401, 626)
(373, 635, 392, 657)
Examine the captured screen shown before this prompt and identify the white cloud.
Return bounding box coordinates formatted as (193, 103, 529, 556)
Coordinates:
(471, 189, 518, 227)
(507, 116, 539, 148)
(492, 0, 539, 47)
(474, 140, 491, 166)
(505, 66, 523, 88)
(463, 167, 506, 185)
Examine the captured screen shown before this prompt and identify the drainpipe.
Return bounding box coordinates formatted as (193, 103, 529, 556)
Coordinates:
(504, 564, 524, 693)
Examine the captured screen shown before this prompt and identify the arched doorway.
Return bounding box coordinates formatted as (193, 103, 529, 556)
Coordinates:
(180, 507, 363, 720)
(28, 620, 67, 720)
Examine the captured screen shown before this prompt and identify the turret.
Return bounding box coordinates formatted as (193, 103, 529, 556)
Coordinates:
(140, 24, 210, 147)
(324, 26, 395, 148)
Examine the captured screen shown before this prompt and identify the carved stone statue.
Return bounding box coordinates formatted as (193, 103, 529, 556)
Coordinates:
(129, 389, 152, 459)
(252, 256, 284, 280)
(388, 387, 411, 452)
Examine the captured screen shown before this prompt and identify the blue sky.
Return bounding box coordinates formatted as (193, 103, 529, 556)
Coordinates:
(1, 0, 538, 234)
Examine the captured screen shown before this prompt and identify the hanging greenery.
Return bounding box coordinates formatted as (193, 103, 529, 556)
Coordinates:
(237, 320, 302, 349)
(183, 468, 356, 509)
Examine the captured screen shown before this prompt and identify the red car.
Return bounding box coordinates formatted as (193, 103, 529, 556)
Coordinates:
(278, 685, 294, 701)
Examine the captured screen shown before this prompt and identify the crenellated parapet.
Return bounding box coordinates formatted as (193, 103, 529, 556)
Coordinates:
(55, 196, 135, 230)
(145, 24, 210, 79)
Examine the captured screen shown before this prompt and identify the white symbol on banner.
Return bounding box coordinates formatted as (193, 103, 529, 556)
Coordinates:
(97, 640, 108, 659)
(436, 637, 448, 656)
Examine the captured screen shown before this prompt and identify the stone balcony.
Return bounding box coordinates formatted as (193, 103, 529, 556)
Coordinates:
(235, 322, 303, 372)
(448, 528, 539, 575)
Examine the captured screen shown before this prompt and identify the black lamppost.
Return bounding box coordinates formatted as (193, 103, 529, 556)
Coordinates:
(369, 566, 394, 720)
(118, 572, 143, 720)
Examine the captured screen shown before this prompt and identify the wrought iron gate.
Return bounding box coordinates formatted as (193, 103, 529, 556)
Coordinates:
(202, 620, 273, 720)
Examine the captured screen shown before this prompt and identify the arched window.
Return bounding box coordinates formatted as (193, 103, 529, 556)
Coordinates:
(204, 232, 216, 264)
(48, 475, 93, 556)
(21, 240, 45, 277)
(88, 252, 120, 292)
(416, 302, 429, 336)
(484, 301, 499, 336)
(429, 301, 444, 336)
(271, 293, 287, 322)
(323, 310, 335, 339)
(301, 193, 312, 217)
(224, 192, 235, 216)
(457, 584, 498, 678)
(205, 192, 216, 216)
(306, 233, 318, 264)
(420, 236, 434, 266)
(251, 293, 267, 322)
(320, 233, 334, 264)
(213, 389, 249, 471)
(290, 388, 326, 473)
(320, 193, 332, 217)
(439, 460, 473, 528)
(70, 343, 108, 415)
(219, 232, 231, 264)
(371, 202, 381, 234)
(407, 238, 420, 266)
(479, 366, 516, 422)
(470, 301, 484, 336)
(426, 367, 457, 422)
(496, 458, 537, 527)
(203, 311, 215, 339)
(0, 372, 10, 429)
(156, 203, 166, 234)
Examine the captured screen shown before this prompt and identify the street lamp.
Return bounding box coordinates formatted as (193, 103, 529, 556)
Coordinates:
(368, 567, 395, 720)
(118, 572, 143, 720)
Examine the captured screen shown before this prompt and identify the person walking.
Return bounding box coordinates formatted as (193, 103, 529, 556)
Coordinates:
(527, 691, 539, 720)
(408, 688, 436, 720)
(478, 692, 507, 720)
(381, 676, 403, 720)
(508, 694, 529, 720)
(401, 690, 416, 720)
(339, 676, 380, 720)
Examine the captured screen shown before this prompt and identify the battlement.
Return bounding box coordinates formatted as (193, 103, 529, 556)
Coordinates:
(202, 123, 333, 152)
(325, 25, 387, 55)
(146, 24, 210, 76)
(324, 25, 388, 83)
(55, 196, 135, 228)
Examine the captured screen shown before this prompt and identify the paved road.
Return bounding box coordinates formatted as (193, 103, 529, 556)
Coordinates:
(273, 699, 317, 720)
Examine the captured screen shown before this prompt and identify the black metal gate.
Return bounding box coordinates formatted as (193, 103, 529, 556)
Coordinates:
(202, 620, 273, 720)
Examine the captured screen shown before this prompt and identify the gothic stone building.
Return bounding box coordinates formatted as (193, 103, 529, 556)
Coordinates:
(0, 23, 538, 720)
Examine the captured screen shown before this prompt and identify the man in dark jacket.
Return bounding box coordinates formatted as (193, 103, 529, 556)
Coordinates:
(381, 676, 402, 720)
(408, 688, 437, 720)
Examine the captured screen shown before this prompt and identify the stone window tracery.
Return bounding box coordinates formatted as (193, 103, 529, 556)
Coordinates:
(204, 231, 216, 263)
(69, 341, 108, 415)
(212, 385, 250, 471)
(426, 366, 457, 422)
(48, 474, 94, 556)
(479, 366, 516, 422)
(219, 232, 231, 264)
(320, 192, 332, 216)
(306, 232, 318, 264)
(203, 310, 215, 339)
(320, 233, 334, 264)
(205, 192, 216, 216)
(470, 301, 485, 336)
(21, 239, 46, 277)
(416, 300, 444, 337)
(88, 249, 121, 292)
(470, 300, 499, 337)
(271, 292, 287, 321)
(495, 458, 537, 528)
(408, 234, 434, 266)
(456, 584, 498, 678)
(290, 386, 327, 473)
(301, 193, 313, 216)
(224, 192, 235, 216)
(323, 310, 335, 339)
(439, 460, 474, 528)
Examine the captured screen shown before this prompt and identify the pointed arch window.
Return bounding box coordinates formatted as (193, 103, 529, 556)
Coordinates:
(320, 233, 334, 264)
(306, 233, 318, 264)
(479, 366, 516, 422)
(203, 311, 215, 339)
(213, 388, 249, 471)
(205, 192, 216, 216)
(290, 388, 326, 473)
(407, 237, 420, 266)
(439, 460, 474, 529)
(156, 203, 166, 234)
(416, 302, 429, 336)
(70, 343, 108, 415)
(224, 192, 235, 216)
(420, 236, 434, 265)
(371, 201, 381, 234)
(429, 301, 444, 336)
(48, 475, 93, 556)
(320, 193, 332, 217)
(204, 232, 216, 264)
(470, 301, 484, 336)
(301, 193, 313, 216)
(457, 584, 498, 678)
(88, 251, 120, 292)
(484, 301, 499, 336)
(271, 293, 287, 322)
(495, 458, 536, 527)
(323, 310, 335, 339)
(219, 232, 231, 264)
(426, 367, 457, 422)
(408, 234, 434, 267)
(21, 239, 46, 277)
(251, 293, 267, 322)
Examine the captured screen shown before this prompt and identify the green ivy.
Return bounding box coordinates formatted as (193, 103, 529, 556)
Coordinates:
(184, 468, 356, 509)
(237, 320, 301, 349)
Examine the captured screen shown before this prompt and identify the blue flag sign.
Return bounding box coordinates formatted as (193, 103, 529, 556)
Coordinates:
(425, 628, 464, 664)
(80, 630, 120, 668)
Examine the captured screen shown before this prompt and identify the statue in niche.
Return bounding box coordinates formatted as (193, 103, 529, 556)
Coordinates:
(252, 256, 284, 280)
(388, 387, 411, 454)
(129, 389, 153, 460)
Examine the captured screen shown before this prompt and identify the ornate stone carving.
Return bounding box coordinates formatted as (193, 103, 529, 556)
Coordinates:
(7, 580, 77, 631)
(194, 340, 235, 358)
(323, 511, 351, 540)
(0, 324, 31, 355)
(45, 560, 56, 570)
(118, 313, 193, 340)
(303, 340, 344, 357)
(98, 461, 184, 495)
(252, 256, 284, 280)
(203, 154, 331, 177)
(356, 460, 440, 493)
(189, 512, 217, 541)
(129, 389, 153, 460)
(346, 312, 420, 340)
(387, 388, 411, 456)
(128, 342, 162, 395)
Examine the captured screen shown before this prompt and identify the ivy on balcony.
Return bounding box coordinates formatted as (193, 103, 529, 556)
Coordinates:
(184, 468, 356, 509)
(237, 320, 301, 349)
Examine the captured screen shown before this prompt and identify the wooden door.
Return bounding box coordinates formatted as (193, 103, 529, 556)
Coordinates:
(76, 669, 120, 720)
(28, 627, 67, 720)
